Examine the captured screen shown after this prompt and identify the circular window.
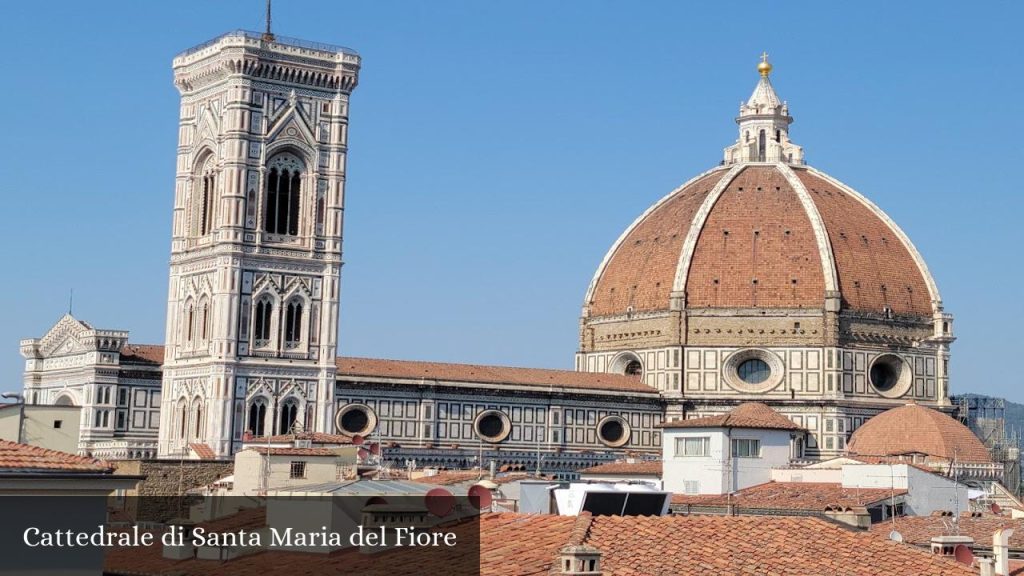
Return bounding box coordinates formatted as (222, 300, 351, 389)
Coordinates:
(474, 410, 511, 443)
(737, 358, 771, 384)
(334, 404, 377, 436)
(597, 415, 631, 448)
(624, 361, 643, 377)
(723, 349, 785, 393)
(869, 354, 912, 398)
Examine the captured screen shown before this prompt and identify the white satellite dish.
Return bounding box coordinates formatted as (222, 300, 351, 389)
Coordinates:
(889, 530, 903, 543)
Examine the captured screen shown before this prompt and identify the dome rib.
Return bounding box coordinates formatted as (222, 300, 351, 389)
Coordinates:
(583, 167, 728, 317)
(798, 167, 939, 316)
(777, 163, 839, 294)
(671, 164, 744, 297)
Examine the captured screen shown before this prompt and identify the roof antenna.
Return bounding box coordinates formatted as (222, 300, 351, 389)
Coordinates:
(68, 288, 74, 315)
(262, 0, 275, 42)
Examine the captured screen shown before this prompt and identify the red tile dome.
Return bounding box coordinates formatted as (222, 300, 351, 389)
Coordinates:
(847, 403, 991, 463)
(583, 163, 939, 318)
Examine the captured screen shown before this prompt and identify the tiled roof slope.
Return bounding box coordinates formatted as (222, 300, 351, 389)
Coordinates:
(657, 402, 802, 431)
(119, 344, 165, 365)
(245, 447, 338, 457)
(578, 460, 662, 476)
(868, 515, 1024, 550)
(102, 512, 973, 575)
(848, 403, 992, 463)
(582, 514, 973, 575)
(187, 443, 216, 460)
(246, 432, 353, 445)
(0, 440, 113, 473)
(671, 481, 903, 511)
(336, 357, 657, 394)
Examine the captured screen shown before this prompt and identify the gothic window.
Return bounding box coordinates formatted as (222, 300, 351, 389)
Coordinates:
(253, 296, 273, 347)
(195, 154, 217, 236)
(264, 153, 304, 236)
(198, 296, 210, 342)
(284, 300, 303, 348)
(279, 399, 298, 435)
(248, 399, 267, 436)
(184, 300, 195, 343)
(177, 398, 188, 440)
(192, 399, 203, 439)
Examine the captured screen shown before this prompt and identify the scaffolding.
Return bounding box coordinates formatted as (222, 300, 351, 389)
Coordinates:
(952, 395, 1022, 495)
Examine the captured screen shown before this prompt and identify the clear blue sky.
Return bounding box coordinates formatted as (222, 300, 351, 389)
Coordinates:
(1, 1, 1021, 400)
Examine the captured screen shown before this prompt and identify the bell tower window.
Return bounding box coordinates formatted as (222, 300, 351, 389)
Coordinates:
(264, 153, 304, 236)
(248, 399, 267, 437)
(253, 296, 273, 347)
(284, 300, 304, 348)
(279, 399, 298, 435)
(195, 154, 216, 236)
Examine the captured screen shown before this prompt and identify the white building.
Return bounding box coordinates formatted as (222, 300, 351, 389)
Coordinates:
(661, 402, 804, 495)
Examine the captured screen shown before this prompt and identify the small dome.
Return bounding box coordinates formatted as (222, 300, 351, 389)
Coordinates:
(847, 404, 991, 463)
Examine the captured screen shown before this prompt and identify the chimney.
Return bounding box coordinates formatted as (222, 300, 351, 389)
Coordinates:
(979, 557, 994, 576)
(557, 544, 602, 576)
(162, 518, 196, 560)
(993, 527, 1014, 576)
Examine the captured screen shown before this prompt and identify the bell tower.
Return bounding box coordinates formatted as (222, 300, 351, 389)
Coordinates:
(157, 30, 360, 458)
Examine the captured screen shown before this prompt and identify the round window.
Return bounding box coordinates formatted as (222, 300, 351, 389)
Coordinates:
(737, 358, 771, 384)
(624, 360, 643, 377)
(869, 354, 911, 397)
(723, 349, 785, 393)
(334, 404, 377, 436)
(474, 410, 511, 443)
(597, 415, 631, 448)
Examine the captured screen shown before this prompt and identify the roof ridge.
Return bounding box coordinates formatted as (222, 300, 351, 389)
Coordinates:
(568, 511, 594, 546)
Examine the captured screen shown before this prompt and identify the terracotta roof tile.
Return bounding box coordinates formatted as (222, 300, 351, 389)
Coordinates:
(868, 515, 1024, 550)
(246, 432, 354, 445)
(187, 443, 217, 460)
(336, 357, 657, 394)
(671, 481, 903, 511)
(849, 403, 992, 463)
(656, 402, 802, 431)
(578, 460, 662, 476)
(244, 447, 339, 457)
(119, 344, 165, 365)
(0, 440, 113, 473)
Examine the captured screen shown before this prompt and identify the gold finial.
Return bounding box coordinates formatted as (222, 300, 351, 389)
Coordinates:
(757, 51, 772, 77)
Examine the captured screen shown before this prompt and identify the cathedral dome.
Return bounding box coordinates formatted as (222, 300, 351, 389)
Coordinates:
(583, 162, 939, 318)
(583, 58, 939, 321)
(847, 403, 991, 463)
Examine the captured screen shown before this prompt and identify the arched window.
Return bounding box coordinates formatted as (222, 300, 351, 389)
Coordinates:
(193, 399, 204, 439)
(177, 398, 188, 440)
(284, 300, 303, 347)
(196, 154, 216, 236)
(758, 129, 766, 162)
(248, 399, 267, 436)
(184, 300, 195, 344)
(253, 296, 273, 346)
(279, 399, 299, 435)
(199, 297, 210, 342)
(264, 153, 304, 236)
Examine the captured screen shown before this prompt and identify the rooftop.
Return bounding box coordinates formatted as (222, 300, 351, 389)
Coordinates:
(848, 403, 992, 463)
(244, 447, 339, 457)
(0, 440, 113, 474)
(656, 402, 803, 431)
(578, 460, 662, 476)
(672, 481, 903, 512)
(867, 515, 1024, 550)
(175, 29, 358, 60)
(336, 356, 657, 394)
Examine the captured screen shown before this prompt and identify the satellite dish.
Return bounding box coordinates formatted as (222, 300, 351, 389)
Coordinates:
(357, 448, 369, 460)
(468, 484, 493, 510)
(368, 443, 380, 456)
(351, 434, 364, 446)
(425, 487, 455, 518)
(991, 503, 1002, 515)
(953, 544, 974, 565)
(888, 530, 903, 543)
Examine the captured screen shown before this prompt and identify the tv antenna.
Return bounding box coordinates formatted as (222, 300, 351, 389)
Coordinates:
(262, 0, 275, 42)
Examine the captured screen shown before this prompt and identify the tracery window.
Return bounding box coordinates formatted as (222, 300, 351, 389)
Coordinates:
(253, 296, 273, 347)
(279, 399, 298, 435)
(264, 153, 304, 236)
(184, 300, 195, 344)
(284, 300, 303, 348)
(248, 399, 267, 436)
(196, 154, 216, 236)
